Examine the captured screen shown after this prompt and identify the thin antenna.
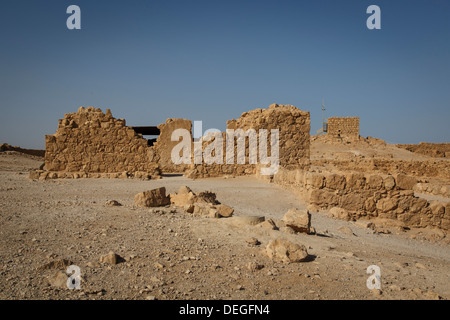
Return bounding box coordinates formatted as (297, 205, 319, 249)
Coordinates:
(322, 99, 327, 133)
(322, 98, 325, 124)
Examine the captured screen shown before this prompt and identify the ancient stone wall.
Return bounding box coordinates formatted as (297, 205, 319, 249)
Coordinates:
(262, 167, 449, 231)
(39, 103, 311, 179)
(327, 117, 359, 138)
(44, 107, 160, 176)
(311, 158, 450, 180)
(152, 118, 193, 173)
(187, 104, 311, 178)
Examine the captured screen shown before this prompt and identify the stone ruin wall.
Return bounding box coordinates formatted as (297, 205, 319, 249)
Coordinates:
(35, 103, 311, 180)
(32, 105, 449, 231)
(152, 118, 192, 173)
(264, 167, 449, 231)
(327, 117, 359, 139)
(186, 104, 311, 178)
(40, 107, 160, 179)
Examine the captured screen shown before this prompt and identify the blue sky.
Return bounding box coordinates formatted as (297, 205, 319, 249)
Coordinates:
(1, 0, 449, 148)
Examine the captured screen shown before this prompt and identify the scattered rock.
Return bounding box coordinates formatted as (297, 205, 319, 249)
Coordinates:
(371, 289, 382, 296)
(246, 262, 264, 271)
(99, 252, 124, 265)
(184, 204, 195, 213)
(265, 239, 309, 263)
(170, 186, 197, 206)
(279, 226, 296, 234)
(415, 263, 427, 270)
(47, 271, 68, 289)
(134, 187, 170, 208)
(329, 207, 350, 221)
(208, 208, 221, 218)
(105, 200, 122, 207)
(337, 226, 355, 236)
(87, 261, 101, 268)
(193, 203, 213, 216)
(196, 191, 218, 204)
(216, 204, 234, 217)
(246, 237, 260, 246)
(281, 208, 311, 234)
(259, 218, 278, 230)
(40, 259, 73, 270)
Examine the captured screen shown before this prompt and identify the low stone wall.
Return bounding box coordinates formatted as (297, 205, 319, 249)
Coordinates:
(29, 170, 159, 180)
(312, 158, 450, 180)
(260, 167, 449, 231)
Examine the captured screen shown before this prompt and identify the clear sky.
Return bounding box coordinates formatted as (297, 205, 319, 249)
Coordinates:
(1, 0, 449, 149)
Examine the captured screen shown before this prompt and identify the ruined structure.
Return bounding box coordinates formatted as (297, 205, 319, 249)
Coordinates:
(37, 103, 311, 179)
(327, 117, 359, 139)
(31, 104, 448, 232)
(43, 107, 160, 179)
(188, 104, 311, 178)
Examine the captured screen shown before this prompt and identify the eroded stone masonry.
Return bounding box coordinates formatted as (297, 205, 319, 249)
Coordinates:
(327, 117, 359, 139)
(30, 104, 449, 232)
(35, 103, 311, 180)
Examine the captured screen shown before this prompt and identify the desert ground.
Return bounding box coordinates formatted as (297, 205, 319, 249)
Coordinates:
(0, 138, 449, 300)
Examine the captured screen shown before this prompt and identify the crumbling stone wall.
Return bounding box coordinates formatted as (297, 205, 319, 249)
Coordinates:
(187, 104, 311, 178)
(327, 117, 359, 139)
(265, 167, 449, 231)
(39, 103, 310, 179)
(152, 118, 193, 173)
(44, 107, 160, 176)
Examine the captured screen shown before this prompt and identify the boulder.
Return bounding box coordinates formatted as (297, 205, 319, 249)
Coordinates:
(246, 237, 260, 246)
(170, 185, 197, 206)
(329, 207, 350, 221)
(99, 252, 124, 265)
(259, 218, 278, 230)
(105, 200, 121, 207)
(281, 208, 311, 234)
(265, 239, 309, 263)
(193, 203, 213, 216)
(216, 204, 234, 217)
(134, 187, 170, 207)
(47, 271, 68, 289)
(196, 191, 218, 204)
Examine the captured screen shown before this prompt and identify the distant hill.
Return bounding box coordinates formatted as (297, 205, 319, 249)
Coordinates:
(396, 142, 450, 158)
(0, 143, 45, 157)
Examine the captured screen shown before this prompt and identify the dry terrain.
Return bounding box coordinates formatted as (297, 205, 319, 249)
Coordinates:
(0, 145, 449, 300)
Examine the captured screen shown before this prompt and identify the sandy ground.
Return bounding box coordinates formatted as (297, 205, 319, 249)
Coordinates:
(0, 152, 449, 300)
